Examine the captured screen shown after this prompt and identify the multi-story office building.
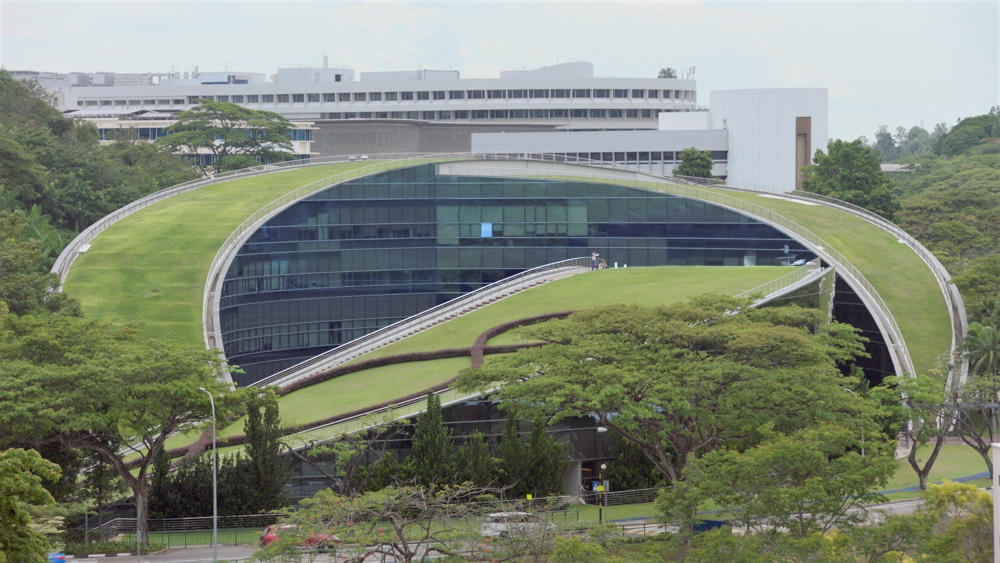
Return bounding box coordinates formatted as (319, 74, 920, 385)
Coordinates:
(22, 63, 826, 192)
(33, 62, 696, 129)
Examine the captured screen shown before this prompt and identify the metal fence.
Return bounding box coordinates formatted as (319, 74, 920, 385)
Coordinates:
(735, 263, 823, 301)
(583, 488, 659, 507)
(88, 513, 283, 535)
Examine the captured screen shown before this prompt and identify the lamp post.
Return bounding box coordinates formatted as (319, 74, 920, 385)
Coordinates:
(199, 387, 218, 563)
(992, 443, 1000, 563)
(598, 463, 607, 524)
(842, 388, 865, 457)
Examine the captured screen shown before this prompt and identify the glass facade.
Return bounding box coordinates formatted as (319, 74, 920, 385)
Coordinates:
(220, 164, 810, 385)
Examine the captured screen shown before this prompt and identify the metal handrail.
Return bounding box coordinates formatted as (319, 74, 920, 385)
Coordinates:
(786, 189, 968, 382)
(735, 263, 820, 300)
(252, 257, 591, 388)
(248, 265, 833, 453)
(48, 153, 426, 285)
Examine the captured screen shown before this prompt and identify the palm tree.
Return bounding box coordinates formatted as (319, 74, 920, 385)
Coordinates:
(962, 321, 1000, 378)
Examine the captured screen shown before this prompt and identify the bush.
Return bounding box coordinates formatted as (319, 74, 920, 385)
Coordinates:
(64, 540, 166, 555)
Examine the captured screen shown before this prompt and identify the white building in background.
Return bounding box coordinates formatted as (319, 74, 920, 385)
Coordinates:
(71, 108, 318, 166)
(14, 63, 827, 189)
(24, 62, 697, 129)
(472, 88, 828, 193)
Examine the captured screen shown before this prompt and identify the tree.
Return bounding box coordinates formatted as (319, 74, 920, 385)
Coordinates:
(954, 255, 1000, 322)
(526, 418, 566, 498)
(283, 483, 504, 563)
(801, 138, 901, 219)
(657, 68, 677, 79)
(954, 320, 1000, 476)
(410, 391, 455, 486)
(932, 123, 950, 155)
(0, 448, 61, 563)
(156, 101, 294, 173)
(457, 431, 498, 487)
(675, 424, 895, 539)
(498, 416, 532, 496)
(874, 125, 897, 162)
(0, 312, 237, 543)
(872, 373, 957, 490)
(674, 147, 714, 178)
(0, 226, 80, 316)
(282, 414, 405, 497)
(458, 297, 868, 483)
(603, 433, 662, 491)
(244, 391, 289, 512)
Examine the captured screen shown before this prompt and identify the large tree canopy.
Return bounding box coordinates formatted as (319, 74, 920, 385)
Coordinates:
(0, 311, 237, 543)
(457, 296, 869, 483)
(802, 139, 901, 219)
(0, 448, 60, 563)
(157, 101, 294, 172)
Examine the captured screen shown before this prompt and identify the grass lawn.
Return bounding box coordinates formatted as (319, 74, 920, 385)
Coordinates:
(352, 266, 796, 361)
(120, 528, 261, 548)
(221, 355, 473, 437)
(212, 266, 792, 441)
(582, 177, 948, 377)
(63, 162, 376, 347)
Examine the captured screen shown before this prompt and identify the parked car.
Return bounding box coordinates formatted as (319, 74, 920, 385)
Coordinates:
(260, 524, 338, 550)
(480, 512, 556, 538)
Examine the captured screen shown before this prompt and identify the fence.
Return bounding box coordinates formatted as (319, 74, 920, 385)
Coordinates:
(583, 488, 659, 507)
(735, 263, 825, 302)
(87, 513, 283, 536)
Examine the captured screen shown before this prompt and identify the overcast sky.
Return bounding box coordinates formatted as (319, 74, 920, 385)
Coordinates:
(1, 0, 996, 140)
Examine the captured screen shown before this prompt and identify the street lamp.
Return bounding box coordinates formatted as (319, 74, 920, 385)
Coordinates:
(199, 387, 218, 563)
(598, 463, 607, 524)
(842, 388, 865, 457)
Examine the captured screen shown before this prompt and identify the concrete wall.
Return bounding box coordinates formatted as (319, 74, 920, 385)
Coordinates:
(708, 88, 828, 192)
(311, 121, 557, 156)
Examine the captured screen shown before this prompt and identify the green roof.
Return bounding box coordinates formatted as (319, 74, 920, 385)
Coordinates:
(65, 159, 949, 427)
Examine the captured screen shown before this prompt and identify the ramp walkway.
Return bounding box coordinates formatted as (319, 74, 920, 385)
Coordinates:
(253, 256, 592, 389)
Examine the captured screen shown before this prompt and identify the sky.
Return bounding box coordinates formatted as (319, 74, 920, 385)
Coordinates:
(1, 0, 996, 141)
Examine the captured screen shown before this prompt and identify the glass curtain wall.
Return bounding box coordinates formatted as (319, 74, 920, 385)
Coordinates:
(220, 164, 810, 384)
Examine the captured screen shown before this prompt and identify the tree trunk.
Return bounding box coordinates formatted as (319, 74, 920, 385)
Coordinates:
(132, 479, 149, 545)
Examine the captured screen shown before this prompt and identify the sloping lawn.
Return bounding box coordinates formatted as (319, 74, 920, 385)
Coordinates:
(530, 174, 949, 377)
(64, 163, 373, 347)
(354, 266, 796, 361)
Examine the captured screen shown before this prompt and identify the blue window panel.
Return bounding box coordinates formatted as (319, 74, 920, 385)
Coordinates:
(481, 222, 493, 237)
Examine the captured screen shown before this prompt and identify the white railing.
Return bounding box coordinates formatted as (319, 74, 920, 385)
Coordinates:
(735, 263, 828, 302)
(252, 257, 591, 388)
(787, 190, 968, 383)
(49, 153, 431, 285)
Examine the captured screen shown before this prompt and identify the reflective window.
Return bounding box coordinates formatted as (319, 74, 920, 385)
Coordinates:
(221, 165, 810, 385)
